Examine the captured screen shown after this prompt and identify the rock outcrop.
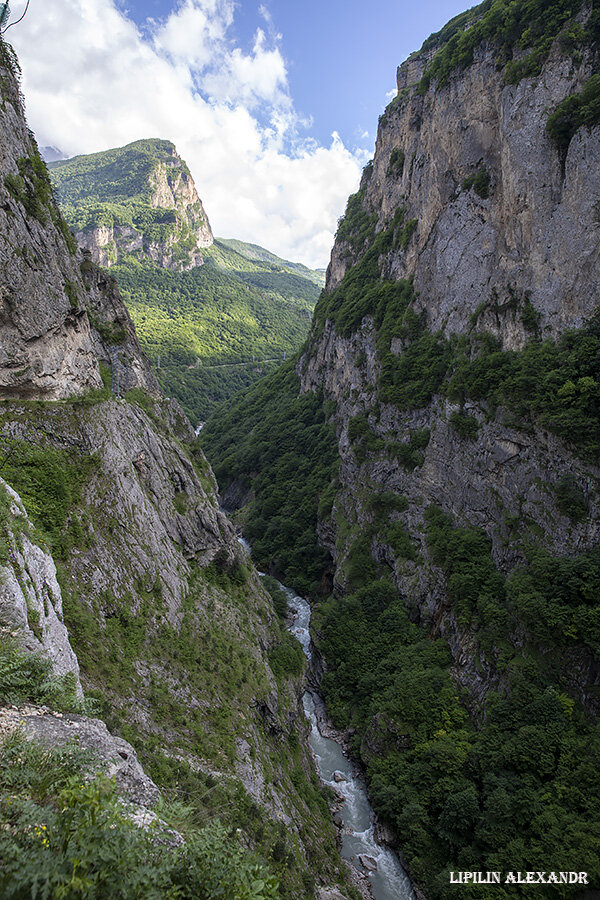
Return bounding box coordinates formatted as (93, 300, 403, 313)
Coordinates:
(50, 139, 213, 271)
(0, 478, 82, 691)
(0, 36, 348, 898)
(300, 10, 600, 706)
(0, 50, 100, 400)
(0, 50, 159, 401)
(327, 24, 600, 350)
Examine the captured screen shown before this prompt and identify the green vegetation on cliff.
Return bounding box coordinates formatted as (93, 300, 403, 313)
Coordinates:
(0, 734, 279, 900)
(314, 520, 600, 898)
(0, 397, 344, 900)
(49, 144, 323, 423)
(0, 613, 279, 899)
(49, 139, 203, 233)
(416, 0, 600, 92)
(200, 359, 338, 598)
(315, 194, 600, 461)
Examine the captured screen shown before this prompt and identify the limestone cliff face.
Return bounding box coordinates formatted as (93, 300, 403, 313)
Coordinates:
(0, 478, 82, 691)
(327, 34, 599, 350)
(0, 41, 345, 894)
(51, 140, 214, 271)
(0, 48, 159, 401)
(302, 21, 600, 709)
(0, 52, 100, 400)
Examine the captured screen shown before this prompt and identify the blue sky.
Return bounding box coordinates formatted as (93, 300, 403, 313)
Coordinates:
(9, 0, 469, 266)
(117, 0, 468, 150)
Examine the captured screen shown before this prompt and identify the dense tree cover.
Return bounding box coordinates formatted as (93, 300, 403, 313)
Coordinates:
(415, 0, 600, 92)
(114, 245, 318, 422)
(49, 139, 189, 221)
(49, 145, 322, 423)
(314, 515, 600, 898)
(200, 360, 338, 597)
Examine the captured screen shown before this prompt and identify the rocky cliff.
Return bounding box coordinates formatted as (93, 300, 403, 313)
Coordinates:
(288, 2, 600, 892)
(0, 38, 352, 900)
(0, 49, 158, 401)
(196, 2, 600, 895)
(302, 0, 600, 698)
(49, 139, 213, 270)
(326, 16, 599, 349)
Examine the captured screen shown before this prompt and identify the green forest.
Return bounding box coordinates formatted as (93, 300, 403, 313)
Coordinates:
(202, 123, 600, 897)
(111, 241, 319, 421)
(49, 142, 323, 422)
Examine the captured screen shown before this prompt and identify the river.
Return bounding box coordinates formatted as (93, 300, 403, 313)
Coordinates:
(284, 581, 415, 900)
(236, 537, 415, 898)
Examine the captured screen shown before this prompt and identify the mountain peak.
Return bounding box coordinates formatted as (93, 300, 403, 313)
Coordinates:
(50, 139, 213, 271)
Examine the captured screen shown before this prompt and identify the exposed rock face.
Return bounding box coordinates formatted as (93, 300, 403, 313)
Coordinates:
(0, 478, 82, 691)
(0, 705, 159, 808)
(52, 139, 214, 271)
(0, 478, 82, 696)
(0, 50, 159, 401)
(0, 54, 100, 400)
(0, 41, 348, 899)
(82, 261, 161, 396)
(301, 24, 600, 709)
(327, 39, 600, 350)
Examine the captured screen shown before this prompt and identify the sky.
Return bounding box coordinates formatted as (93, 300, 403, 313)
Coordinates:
(7, 0, 468, 268)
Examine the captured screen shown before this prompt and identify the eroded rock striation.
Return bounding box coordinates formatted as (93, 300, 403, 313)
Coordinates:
(301, 4, 600, 708)
(49, 139, 213, 271)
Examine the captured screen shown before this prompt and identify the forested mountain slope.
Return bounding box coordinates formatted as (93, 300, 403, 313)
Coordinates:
(201, 0, 600, 895)
(0, 39, 355, 900)
(50, 143, 322, 422)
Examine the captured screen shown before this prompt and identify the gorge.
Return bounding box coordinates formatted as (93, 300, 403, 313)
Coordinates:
(1, 0, 600, 897)
(201, 0, 600, 895)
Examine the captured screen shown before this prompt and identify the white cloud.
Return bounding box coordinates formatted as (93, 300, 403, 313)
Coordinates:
(9, 0, 365, 267)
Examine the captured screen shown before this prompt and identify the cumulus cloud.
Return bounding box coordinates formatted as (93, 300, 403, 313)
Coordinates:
(9, 0, 366, 267)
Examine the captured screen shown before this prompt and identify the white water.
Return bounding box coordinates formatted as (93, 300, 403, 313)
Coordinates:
(285, 582, 415, 900)
(237, 536, 414, 898)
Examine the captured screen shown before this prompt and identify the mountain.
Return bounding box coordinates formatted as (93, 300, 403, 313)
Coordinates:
(49, 141, 323, 422)
(49, 138, 213, 271)
(40, 145, 67, 162)
(0, 37, 355, 900)
(220, 238, 327, 287)
(201, 0, 600, 895)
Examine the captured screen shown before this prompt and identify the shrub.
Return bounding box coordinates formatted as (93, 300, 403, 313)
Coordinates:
(268, 632, 305, 679)
(387, 146, 405, 178)
(0, 638, 85, 712)
(0, 733, 280, 900)
(449, 411, 479, 439)
(462, 167, 491, 199)
(547, 73, 600, 152)
(554, 472, 588, 521)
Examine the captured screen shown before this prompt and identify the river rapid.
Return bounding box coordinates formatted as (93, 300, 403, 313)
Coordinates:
(236, 536, 414, 898)
(281, 580, 415, 900)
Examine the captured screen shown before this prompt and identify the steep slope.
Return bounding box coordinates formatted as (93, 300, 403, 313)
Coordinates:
(115, 238, 320, 422)
(49, 138, 213, 270)
(0, 40, 356, 900)
(220, 238, 327, 287)
(202, 1, 600, 895)
(49, 144, 322, 422)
